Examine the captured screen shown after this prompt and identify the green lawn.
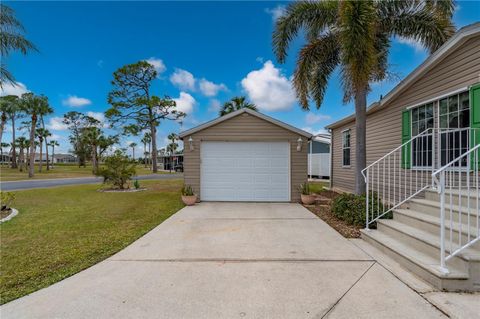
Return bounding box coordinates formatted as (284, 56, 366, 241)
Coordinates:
(0, 163, 173, 181)
(0, 179, 184, 304)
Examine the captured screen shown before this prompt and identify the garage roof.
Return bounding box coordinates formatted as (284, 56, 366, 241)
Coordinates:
(179, 108, 313, 139)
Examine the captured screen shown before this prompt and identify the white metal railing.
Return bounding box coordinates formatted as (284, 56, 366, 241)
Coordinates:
(432, 143, 480, 273)
(362, 127, 479, 229)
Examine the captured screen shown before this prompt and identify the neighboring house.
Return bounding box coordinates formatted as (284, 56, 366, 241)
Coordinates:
(158, 153, 184, 171)
(52, 154, 77, 164)
(179, 108, 312, 202)
(326, 23, 480, 292)
(308, 134, 330, 179)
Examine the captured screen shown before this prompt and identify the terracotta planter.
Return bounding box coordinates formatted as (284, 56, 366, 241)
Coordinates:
(301, 194, 316, 205)
(182, 195, 197, 206)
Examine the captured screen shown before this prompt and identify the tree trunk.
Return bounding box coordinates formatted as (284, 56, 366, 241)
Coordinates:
(51, 145, 55, 168)
(148, 142, 151, 169)
(151, 124, 158, 173)
(28, 116, 37, 178)
(91, 145, 97, 174)
(11, 118, 17, 168)
(39, 139, 43, 173)
(42, 117, 50, 171)
(132, 147, 135, 161)
(143, 142, 147, 168)
(19, 147, 24, 172)
(354, 87, 367, 195)
(0, 113, 6, 148)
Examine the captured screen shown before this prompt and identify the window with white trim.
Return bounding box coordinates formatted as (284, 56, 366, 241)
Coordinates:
(342, 130, 351, 167)
(411, 103, 434, 167)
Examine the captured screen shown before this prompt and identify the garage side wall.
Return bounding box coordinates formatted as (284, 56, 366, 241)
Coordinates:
(183, 112, 308, 202)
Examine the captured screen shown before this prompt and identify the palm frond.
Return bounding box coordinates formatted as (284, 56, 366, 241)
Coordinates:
(272, 1, 337, 63)
(293, 32, 340, 109)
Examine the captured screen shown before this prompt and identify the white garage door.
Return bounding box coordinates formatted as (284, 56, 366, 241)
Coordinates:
(200, 141, 290, 202)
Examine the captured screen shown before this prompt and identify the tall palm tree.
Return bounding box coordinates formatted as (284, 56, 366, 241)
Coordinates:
(129, 142, 137, 161)
(19, 93, 49, 178)
(38, 102, 53, 170)
(0, 4, 38, 86)
(273, 0, 455, 194)
(167, 133, 178, 172)
(15, 136, 28, 172)
(141, 134, 151, 168)
(82, 126, 102, 174)
(35, 127, 50, 173)
(5, 95, 22, 169)
(219, 96, 257, 116)
(48, 140, 59, 168)
(0, 96, 11, 145)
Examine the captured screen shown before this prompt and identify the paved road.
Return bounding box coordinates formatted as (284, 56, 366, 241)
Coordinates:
(0, 173, 182, 191)
(1, 203, 446, 319)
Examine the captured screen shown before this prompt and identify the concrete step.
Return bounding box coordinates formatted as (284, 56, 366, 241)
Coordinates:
(361, 229, 472, 291)
(425, 188, 480, 209)
(393, 209, 480, 251)
(407, 198, 480, 226)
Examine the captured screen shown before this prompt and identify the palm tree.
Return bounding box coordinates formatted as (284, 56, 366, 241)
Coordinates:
(167, 133, 178, 172)
(0, 141, 9, 166)
(35, 127, 50, 172)
(38, 102, 53, 170)
(15, 136, 28, 172)
(219, 96, 257, 116)
(0, 96, 11, 145)
(0, 95, 21, 168)
(273, 0, 455, 194)
(141, 134, 150, 168)
(48, 140, 59, 168)
(129, 142, 137, 161)
(0, 4, 38, 86)
(82, 126, 102, 174)
(19, 93, 49, 178)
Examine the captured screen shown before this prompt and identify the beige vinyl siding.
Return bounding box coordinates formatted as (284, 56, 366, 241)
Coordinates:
(331, 35, 480, 193)
(183, 112, 308, 202)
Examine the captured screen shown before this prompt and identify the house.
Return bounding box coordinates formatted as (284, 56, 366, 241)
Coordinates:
(179, 108, 312, 202)
(157, 152, 184, 171)
(308, 134, 330, 179)
(326, 23, 480, 291)
(52, 154, 77, 164)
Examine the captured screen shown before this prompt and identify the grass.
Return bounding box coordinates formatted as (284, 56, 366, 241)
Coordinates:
(0, 179, 184, 304)
(0, 163, 174, 181)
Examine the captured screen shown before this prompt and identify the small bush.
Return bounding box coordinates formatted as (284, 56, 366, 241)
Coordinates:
(0, 192, 15, 211)
(96, 150, 136, 189)
(298, 182, 311, 195)
(181, 184, 194, 196)
(133, 179, 140, 189)
(331, 192, 384, 227)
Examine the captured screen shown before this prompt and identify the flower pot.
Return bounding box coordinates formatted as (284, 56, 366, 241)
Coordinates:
(301, 194, 316, 205)
(182, 195, 197, 206)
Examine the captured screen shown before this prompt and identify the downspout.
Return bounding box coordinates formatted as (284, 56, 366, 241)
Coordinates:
(328, 129, 333, 190)
(309, 137, 312, 180)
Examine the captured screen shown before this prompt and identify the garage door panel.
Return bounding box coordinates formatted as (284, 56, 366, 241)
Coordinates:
(201, 141, 290, 202)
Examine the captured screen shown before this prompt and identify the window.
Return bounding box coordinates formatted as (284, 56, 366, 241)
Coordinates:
(411, 103, 434, 167)
(439, 91, 470, 166)
(342, 130, 351, 167)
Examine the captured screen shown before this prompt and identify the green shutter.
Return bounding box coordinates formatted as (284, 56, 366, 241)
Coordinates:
(401, 109, 411, 169)
(471, 83, 480, 168)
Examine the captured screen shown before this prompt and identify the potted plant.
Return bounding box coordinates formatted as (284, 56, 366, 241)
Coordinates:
(181, 184, 197, 206)
(299, 182, 316, 205)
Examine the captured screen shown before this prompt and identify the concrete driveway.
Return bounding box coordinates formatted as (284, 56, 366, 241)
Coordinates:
(2, 203, 445, 318)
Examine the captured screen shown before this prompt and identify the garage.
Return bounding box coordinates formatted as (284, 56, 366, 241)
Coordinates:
(179, 108, 312, 203)
(201, 141, 290, 201)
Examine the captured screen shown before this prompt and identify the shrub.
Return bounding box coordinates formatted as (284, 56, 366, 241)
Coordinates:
(331, 192, 383, 227)
(133, 179, 140, 189)
(181, 184, 194, 196)
(96, 150, 136, 189)
(0, 192, 15, 211)
(298, 182, 311, 195)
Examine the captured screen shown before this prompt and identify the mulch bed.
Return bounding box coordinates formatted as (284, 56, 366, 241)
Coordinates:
(304, 191, 363, 238)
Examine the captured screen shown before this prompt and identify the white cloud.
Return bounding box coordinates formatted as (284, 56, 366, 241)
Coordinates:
(241, 60, 296, 112)
(305, 112, 331, 125)
(302, 126, 329, 136)
(170, 69, 195, 91)
(208, 99, 222, 113)
(146, 57, 166, 74)
(199, 78, 227, 97)
(173, 92, 196, 114)
(62, 95, 92, 107)
(47, 117, 68, 131)
(86, 111, 105, 123)
(0, 82, 28, 97)
(396, 36, 425, 53)
(265, 5, 286, 22)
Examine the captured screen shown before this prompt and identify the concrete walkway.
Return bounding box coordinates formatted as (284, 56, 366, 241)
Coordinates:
(1, 203, 446, 318)
(0, 173, 182, 191)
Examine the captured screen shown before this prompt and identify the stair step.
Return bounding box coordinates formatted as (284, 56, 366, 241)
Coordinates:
(408, 198, 480, 220)
(361, 229, 469, 281)
(394, 208, 480, 250)
(377, 219, 480, 263)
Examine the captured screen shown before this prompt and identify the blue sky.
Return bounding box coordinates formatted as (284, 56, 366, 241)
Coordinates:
(2, 1, 480, 154)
